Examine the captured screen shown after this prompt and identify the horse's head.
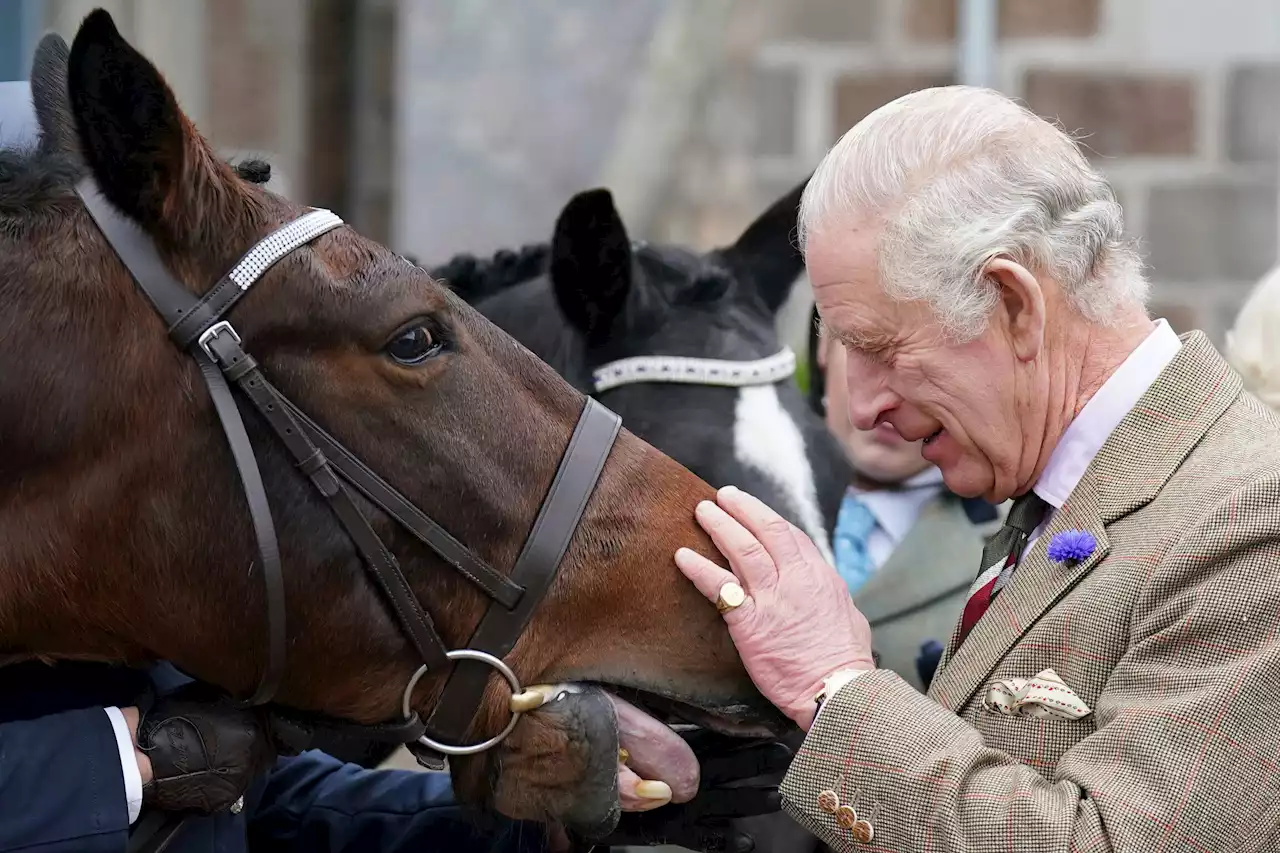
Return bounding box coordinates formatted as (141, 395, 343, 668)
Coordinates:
(451, 186, 852, 560)
(0, 10, 788, 834)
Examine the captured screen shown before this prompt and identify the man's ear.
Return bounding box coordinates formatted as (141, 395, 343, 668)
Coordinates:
(985, 257, 1045, 362)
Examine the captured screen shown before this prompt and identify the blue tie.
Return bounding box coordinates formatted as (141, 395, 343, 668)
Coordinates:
(833, 491, 878, 595)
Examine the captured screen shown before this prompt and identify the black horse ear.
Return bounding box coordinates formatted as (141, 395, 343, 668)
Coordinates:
(718, 176, 810, 314)
(550, 188, 633, 345)
(67, 9, 230, 245)
(30, 32, 79, 159)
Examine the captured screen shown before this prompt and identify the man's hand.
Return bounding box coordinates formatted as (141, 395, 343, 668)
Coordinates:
(675, 486, 875, 730)
(136, 682, 276, 814)
(579, 729, 794, 852)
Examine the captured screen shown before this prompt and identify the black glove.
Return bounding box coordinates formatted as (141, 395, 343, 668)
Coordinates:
(136, 682, 277, 815)
(576, 728, 794, 853)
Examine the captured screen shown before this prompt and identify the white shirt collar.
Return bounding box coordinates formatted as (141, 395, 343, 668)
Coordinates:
(851, 465, 946, 543)
(1033, 319, 1182, 508)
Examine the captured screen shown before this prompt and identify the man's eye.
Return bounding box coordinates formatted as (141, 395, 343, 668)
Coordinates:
(385, 326, 442, 365)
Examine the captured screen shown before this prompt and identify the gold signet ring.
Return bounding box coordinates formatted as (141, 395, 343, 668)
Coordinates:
(715, 581, 746, 614)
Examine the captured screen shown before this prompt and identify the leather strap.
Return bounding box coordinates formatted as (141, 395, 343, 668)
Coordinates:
(167, 209, 344, 349)
(204, 330, 451, 673)
(422, 396, 620, 750)
(76, 179, 289, 706)
(278, 395, 524, 608)
(194, 351, 286, 704)
(268, 704, 428, 755)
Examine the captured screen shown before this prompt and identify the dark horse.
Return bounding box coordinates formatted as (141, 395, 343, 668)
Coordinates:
(430, 184, 852, 562)
(0, 9, 787, 836)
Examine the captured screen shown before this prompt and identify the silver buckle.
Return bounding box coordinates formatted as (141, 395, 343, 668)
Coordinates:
(197, 320, 241, 361)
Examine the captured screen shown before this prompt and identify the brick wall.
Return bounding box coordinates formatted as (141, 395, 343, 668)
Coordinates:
(648, 0, 1280, 353)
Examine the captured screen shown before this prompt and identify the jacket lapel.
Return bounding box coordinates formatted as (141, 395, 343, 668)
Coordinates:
(855, 495, 987, 629)
(927, 332, 1241, 711)
(928, 480, 1109, 710)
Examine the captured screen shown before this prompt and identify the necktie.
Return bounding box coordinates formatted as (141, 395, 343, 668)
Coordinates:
(954, 490, 1050, 649)
(833, 492, 877, 595)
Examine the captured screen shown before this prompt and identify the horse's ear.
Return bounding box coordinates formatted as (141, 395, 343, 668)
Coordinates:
(30, 32, 79, 159)
(549, 188, 633, 345)
(66, 9, 228, 244)
(718, 176, 810, 314)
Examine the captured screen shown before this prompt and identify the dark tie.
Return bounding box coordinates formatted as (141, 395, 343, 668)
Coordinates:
(954, 490, 1050, 649)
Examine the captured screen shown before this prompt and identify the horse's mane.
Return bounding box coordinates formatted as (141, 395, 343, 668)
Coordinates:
(0, 149, 272, 222)
(428, 243, 551, 302)
(0, 146, 81, 220)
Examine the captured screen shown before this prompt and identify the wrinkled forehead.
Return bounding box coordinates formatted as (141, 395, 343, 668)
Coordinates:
(806, 227, 897, 342)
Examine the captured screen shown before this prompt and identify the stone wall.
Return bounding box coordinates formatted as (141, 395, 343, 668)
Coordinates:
(649, 0, 1280, 352)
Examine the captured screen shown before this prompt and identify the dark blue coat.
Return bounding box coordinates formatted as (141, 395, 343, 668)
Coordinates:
(0, 660, 549, 853)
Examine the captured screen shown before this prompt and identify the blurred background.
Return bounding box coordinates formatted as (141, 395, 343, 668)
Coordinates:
(3, 0, 1278, 367)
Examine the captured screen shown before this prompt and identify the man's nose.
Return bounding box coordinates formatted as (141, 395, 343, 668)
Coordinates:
(845, 360, 895, 431)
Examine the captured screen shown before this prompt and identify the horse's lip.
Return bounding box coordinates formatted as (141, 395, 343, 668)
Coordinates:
(590, 682, 790, 737)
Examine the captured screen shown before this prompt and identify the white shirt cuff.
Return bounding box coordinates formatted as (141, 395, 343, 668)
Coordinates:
(103, 706, 144, 825)
(812, 668, 870, 728)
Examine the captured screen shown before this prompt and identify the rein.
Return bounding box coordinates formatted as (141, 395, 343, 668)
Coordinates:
(74, 178, 621, 770)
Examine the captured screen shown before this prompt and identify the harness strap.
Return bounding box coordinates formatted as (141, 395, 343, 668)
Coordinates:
(268, 704, 428, 754)
(277, 396, 524, 608)
(76, 179, 290, 707)
(195, 351, 286, 705)
(203, 330, 452, 674)
(420, 396, 620, 760)
(167, 209, 344, 349)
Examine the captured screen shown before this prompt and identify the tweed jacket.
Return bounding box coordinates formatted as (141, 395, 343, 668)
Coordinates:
(780, 332, 1280, 852)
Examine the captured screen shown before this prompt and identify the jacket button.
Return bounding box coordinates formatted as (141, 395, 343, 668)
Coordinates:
(835, 804, 858, 829)
(851, 818, 875, 843)
(817, 790, 840, 814)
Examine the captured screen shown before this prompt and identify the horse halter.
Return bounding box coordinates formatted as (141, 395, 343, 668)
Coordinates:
(590, 348, 798, 394)
(74, 178, 621, 768)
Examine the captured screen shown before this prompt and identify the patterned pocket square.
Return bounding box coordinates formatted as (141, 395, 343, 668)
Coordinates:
(983, 668, 1091, 720)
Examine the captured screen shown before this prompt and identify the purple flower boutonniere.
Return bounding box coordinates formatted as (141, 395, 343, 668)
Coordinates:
(1047, 530, 1096, 566)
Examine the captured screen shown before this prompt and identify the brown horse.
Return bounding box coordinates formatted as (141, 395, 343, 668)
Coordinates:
(0, 9, 784, 836)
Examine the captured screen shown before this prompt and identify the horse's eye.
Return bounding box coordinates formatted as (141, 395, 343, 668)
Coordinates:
(385, 325, 441, 365)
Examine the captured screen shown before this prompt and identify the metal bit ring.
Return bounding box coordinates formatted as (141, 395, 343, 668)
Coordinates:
(401, 649, 524, 757)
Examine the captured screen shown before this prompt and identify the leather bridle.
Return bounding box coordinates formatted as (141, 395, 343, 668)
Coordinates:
(589, 347, 797, 395)
(74, 178, 622, 770)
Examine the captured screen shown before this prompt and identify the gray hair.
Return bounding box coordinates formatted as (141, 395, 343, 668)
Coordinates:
(798, 85, 1149, 340)
(1226, 265, 1280, 412)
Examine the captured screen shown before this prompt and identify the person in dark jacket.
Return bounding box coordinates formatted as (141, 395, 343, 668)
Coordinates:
(0, 658, 558, 853)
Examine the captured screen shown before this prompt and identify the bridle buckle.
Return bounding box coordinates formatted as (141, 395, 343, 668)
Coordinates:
(197, 320, 241, 361)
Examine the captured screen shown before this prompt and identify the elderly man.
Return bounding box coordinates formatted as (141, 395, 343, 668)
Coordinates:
(674, 85, 1280, 852)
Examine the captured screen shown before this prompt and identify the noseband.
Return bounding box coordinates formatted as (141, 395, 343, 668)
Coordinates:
(74, 179, 621, 769)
